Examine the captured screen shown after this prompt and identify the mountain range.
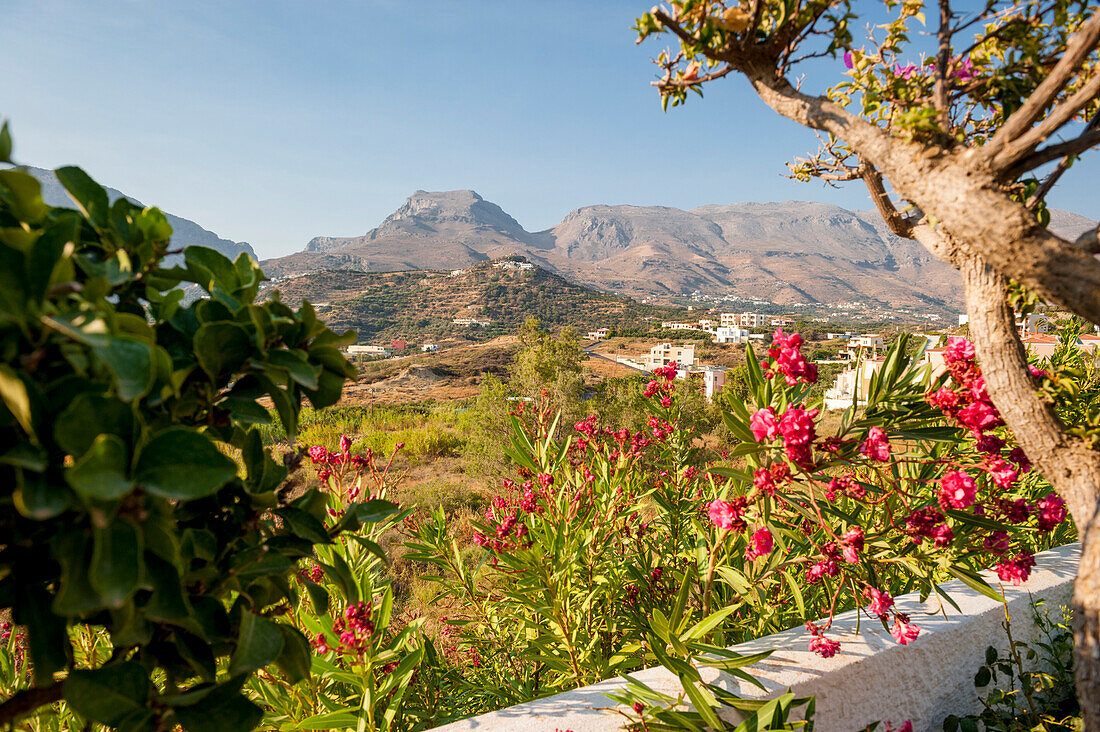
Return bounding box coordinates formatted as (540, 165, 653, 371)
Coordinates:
(262, 189, 1098, 311)
(21, 166, 255, 262)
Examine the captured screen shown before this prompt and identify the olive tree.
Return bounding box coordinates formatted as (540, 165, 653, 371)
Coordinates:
(0, 126, 382, 730)
(634, 0, 1100, 724)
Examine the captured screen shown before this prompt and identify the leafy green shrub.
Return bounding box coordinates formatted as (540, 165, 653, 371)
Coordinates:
(0, 126, 386, 730)
(942, 602, 1078, 732)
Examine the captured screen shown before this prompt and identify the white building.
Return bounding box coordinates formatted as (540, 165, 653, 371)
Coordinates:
(644, 343, 696, 369)
(719, 313, 740, 328)
(421, 343, 439, 352)
(770, 318, 795, 327)
(824, 358, 886, 410)
(738, 312, 770, 328)
(840, 334, 885, 361)
(453, 317, 492, 327)
(347, 345, 394, 357)
(715, 326, 750, 344)
(492, 260, 534, 271)
(661, 322, 703, 331)
(587, 328, 611, 341)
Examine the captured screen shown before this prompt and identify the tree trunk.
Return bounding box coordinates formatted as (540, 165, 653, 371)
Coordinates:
(960, 254, 1100, 728)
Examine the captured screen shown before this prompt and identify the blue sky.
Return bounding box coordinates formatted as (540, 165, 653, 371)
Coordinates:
(3, 0, 1097, 257)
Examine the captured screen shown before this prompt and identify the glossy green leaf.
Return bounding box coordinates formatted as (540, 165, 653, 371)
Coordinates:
(228, 612, 284, 676)
(64, 662, 149, 724)
(90, 519, 143, 607)
(65, 433, 132, 500)
(135, 428, 237, 500)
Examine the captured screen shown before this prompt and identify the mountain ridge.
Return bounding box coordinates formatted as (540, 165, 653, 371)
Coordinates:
(265, 190, 1100, 311)
(19, 166, 256, 262)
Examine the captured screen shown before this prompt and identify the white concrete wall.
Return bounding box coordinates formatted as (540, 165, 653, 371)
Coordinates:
(433, 542, 1079, 732)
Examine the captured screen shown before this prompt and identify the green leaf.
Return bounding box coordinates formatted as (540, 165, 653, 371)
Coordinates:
(90, 519, 143, 608)
(63, 662, 149, 725)
(135, 428, 237, 500)
(65, 434, 133, 500)
(277, 506, 330, 544)
(55, 392, 134, 457)
(974, 665, 991, 688)
(195, 322, 253, 379)
(55, 166, 110, 228)
(946, 565, 1005, 603)
(90, 335, 155, 402)
(264, 349, 321, 390)
(0, 364, 34, 437)
(228, 613, 284, 676)
(0, 169, 48, 225)
(169, 679, 263, 732)
(0, 120, 11, 163)
(274, 625, 312, 683)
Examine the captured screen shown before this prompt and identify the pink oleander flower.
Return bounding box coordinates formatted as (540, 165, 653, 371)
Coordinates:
(891, 617, 920, 645)
(538, 472, 554, 488)
(957, 401, 1001, 433)
(778, 405, 818, 445)
(944, 336, 976, 364)
(927, 386, 959, 410)
(785, 442, 814, 468)
(809, 634, 841, 658)
(841, 525, 863, 563)
(1008, 447, 1031, 473)
(939, 470, 977, 509)
(929, 522, 954, 548)
(745, 527, 773, 560)
(1035, 493, 1067, 532)
(975, 434, 1005, 454)
(867, 587, 894, 616)
(859, 426, 891, 462)
(983, 531, 1010, 554)
(844, 50, 855, 69)
(753, 466, 777, 495)
(308, 445, 329, 464)
(885, 722, 913, 732)
(995, 552, 1036, 585)
(1001, 497, 1031, 523)
(340, 434, 352, 454)
(1029, 365, 1047, 380)
(750, 407, 780, 442)
(987, 457, 1018, 489)
(708, 499, 744, 531)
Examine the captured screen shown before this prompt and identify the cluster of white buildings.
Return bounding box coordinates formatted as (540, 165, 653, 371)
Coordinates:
(453, 317, 492, 327)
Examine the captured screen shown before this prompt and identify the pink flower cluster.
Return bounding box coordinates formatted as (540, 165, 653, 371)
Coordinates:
(764, 329, 818, 385)
(645, 360, 680, 408)
(859, 426, 891, 462)
(311, 601, 377, 656)
(749, 404, 819, 468)
(473, 478, 544, 553)
(994, 552, 1036, 586)
(708, 497, 748, 532)
(744, 527, 773, 560)
(573, 414, 655, 459)
(927, 338, 1004, 436)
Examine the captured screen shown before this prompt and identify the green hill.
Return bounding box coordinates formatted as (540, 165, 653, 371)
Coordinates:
(267, 259, 691, 344)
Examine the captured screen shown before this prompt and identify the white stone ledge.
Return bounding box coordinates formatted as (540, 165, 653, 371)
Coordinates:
(433, 542, 1080, 732)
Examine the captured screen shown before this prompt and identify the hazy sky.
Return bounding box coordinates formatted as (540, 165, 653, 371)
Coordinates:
(3, 0, 1097, 257)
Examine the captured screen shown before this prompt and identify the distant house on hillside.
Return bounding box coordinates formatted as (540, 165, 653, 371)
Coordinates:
(421, 343, 439, 352)
(453, 317, 492, 327)
(737, 312, 769, 328)
(391, 340, 407, 351)
(716, 326, 749, 344)
(347, 345, 394, 358)
(644, 343, 696, 370)
(588, 328, 610, 341)
(824, 358, 887, 410)
(492, 260, 534, 271)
